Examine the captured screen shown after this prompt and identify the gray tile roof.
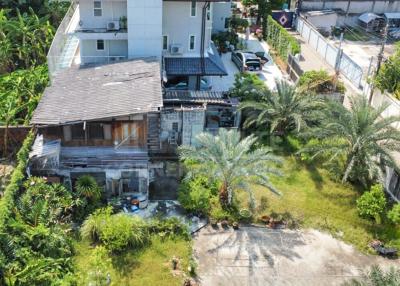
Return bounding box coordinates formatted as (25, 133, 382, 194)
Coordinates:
(164, 45, 228, 76)
(31, 58, 163, 125)
(164, 90, 239, 105)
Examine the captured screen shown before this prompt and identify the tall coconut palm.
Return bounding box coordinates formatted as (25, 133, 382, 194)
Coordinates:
(303, 95, 400, 186)
(178, 129, 281, 208)
(240, 80, 324, 136)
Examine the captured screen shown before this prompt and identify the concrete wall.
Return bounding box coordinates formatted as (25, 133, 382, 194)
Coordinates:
(301, 0, 400, 14)
(80, 39, 128, 64)
(162, 1, 212, 56)
(304, 13, 338, 32)
(79, 0, 127, 29)
(127, 0, 162, 58)
(212, 1, 232, 33)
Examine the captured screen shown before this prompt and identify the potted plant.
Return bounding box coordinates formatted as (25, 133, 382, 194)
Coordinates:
(119, 16, 127, 30)
(260, 215, 270, 224)
(210, 217, 218, 227)
(220, 219, 229, 228)
(232, 221, 239, 230)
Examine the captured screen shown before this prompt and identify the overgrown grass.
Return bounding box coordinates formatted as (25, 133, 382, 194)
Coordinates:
(343, 27, 372, 42)
(74, 236, 192, 286)
(238, 155, 400, 253)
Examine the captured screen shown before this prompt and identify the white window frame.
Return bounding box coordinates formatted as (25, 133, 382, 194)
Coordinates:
(96, 39, 105, 51)
(93, 0, 102, 17)
(189, 35, 196, 51)
(162, 35, 169, 51)
(190, 0, 197, 17)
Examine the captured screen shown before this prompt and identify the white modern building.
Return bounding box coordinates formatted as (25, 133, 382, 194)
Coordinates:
(71, 0, 230, 89)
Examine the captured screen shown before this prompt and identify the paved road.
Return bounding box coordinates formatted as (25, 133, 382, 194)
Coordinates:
(194, 226, 398, 286)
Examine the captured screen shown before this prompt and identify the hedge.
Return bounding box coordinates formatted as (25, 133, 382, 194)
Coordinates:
(0, 130, 34, 231)
(265, 15, 300, 61)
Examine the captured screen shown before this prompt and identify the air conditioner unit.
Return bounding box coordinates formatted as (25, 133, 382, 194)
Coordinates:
(107, 21, 120, 31)
(170, 44, 182, 55)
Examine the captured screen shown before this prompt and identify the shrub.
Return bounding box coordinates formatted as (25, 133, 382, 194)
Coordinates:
(356, 184, 386, 222)
(81, 207, 113, 243)
(101, 214, 149, 252)
(343, 265, 400, 286)
(178, 176, 217, 216)
(265, 16, 300, 61)
(148, 217, 190, 240)
(230, 72, 268, 101)
(76, 175, 102, 199)
(298, 70, 346, 94)
(0, 131, 34, 232)
(81, 207, 150, 252)
(387, 203, 400, 225)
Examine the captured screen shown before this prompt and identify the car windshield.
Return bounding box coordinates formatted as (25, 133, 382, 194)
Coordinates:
(246, 60, 260, 67)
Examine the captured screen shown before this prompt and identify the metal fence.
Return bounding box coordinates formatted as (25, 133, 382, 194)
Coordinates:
(296, 16, 364, 89)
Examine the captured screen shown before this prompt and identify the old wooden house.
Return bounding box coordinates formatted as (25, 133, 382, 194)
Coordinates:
(30, 58, 239, 203)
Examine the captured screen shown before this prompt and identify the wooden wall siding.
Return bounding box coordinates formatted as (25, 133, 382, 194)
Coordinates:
(40, 116, 148, 148)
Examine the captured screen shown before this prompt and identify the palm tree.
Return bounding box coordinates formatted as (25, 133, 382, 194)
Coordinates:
(178, 129, 281, 208)
(76, 175, 102, 199)
(303, 95, 400, 185)
(240, 80, 323, 136)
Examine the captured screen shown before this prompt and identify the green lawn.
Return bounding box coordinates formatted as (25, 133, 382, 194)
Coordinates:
(73, 236, 192, 286)
(239, 155, 400, 253)
(343, 27, 372, 42)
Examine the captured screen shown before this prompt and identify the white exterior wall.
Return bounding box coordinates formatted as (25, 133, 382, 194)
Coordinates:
(80, 39, 128, 64)
(212, 1, 231, 33)
(162, 1, 212, 57)
(302, 0, 400, 14)
(79, 0, 127, 29)
(127, 0, 162, 58)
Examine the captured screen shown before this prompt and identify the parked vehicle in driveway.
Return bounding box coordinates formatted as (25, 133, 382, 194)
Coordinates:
(231, 51, 262, 72)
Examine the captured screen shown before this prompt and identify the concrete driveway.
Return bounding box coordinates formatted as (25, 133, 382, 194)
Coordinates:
(194, 226, 398, 286)
(211, 35, 284, 92)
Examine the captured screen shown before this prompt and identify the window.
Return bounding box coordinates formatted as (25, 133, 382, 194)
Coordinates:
(162, 35, 168, 50)
(96, 39, 104, 50)
(71, 124, 85, 140)
(93, 1, 102, 16)
(88, 123, 104, 139)
(190, 0, 196, 17)
(189, 35, 195, 51)
(224, 17, 230, 29)
(206, 4, 211, 21)
(172, 122, 179, 132)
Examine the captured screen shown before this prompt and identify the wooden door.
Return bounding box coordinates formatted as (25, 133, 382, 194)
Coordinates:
(113, 122, 143, 147)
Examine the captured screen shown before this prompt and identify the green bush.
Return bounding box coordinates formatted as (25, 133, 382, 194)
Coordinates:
(265, 16, 300, 61)
(81, 207, 150, 252)
(178, 176, 217, 216)
(229, 16, 249, 32)
(387, 203, 400, 225)
(74, 175, 104, 222)
(148, 217, 190, 240)
(298, 70, 346, 94)
(0, 130, 34, 232)
(230, 72, 268, 101)
(356, 184, 386, 222)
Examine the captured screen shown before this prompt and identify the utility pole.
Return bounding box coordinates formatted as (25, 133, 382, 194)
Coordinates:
(368, 22, 389, 105)
(333, 32, 344, 91)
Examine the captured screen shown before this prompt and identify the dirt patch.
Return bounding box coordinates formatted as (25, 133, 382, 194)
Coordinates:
(194, 226, 398, 286)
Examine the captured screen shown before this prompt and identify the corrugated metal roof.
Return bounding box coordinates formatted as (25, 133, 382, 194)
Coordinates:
(385, 13, 400, 19)
(164, 44, 228, 76)
(164, 90, 238, 105)
(31, 58, 163, 125)
(359, 13, 382, 23)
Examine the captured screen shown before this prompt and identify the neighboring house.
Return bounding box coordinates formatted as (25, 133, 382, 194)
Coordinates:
(30, 0, 237, 202)
(74, 0, 228, 89)
(358, 12, 385, 32)
(302, 10, 338, 33)
(298, 0, 400, 25)
(212, 0, 232, 33)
